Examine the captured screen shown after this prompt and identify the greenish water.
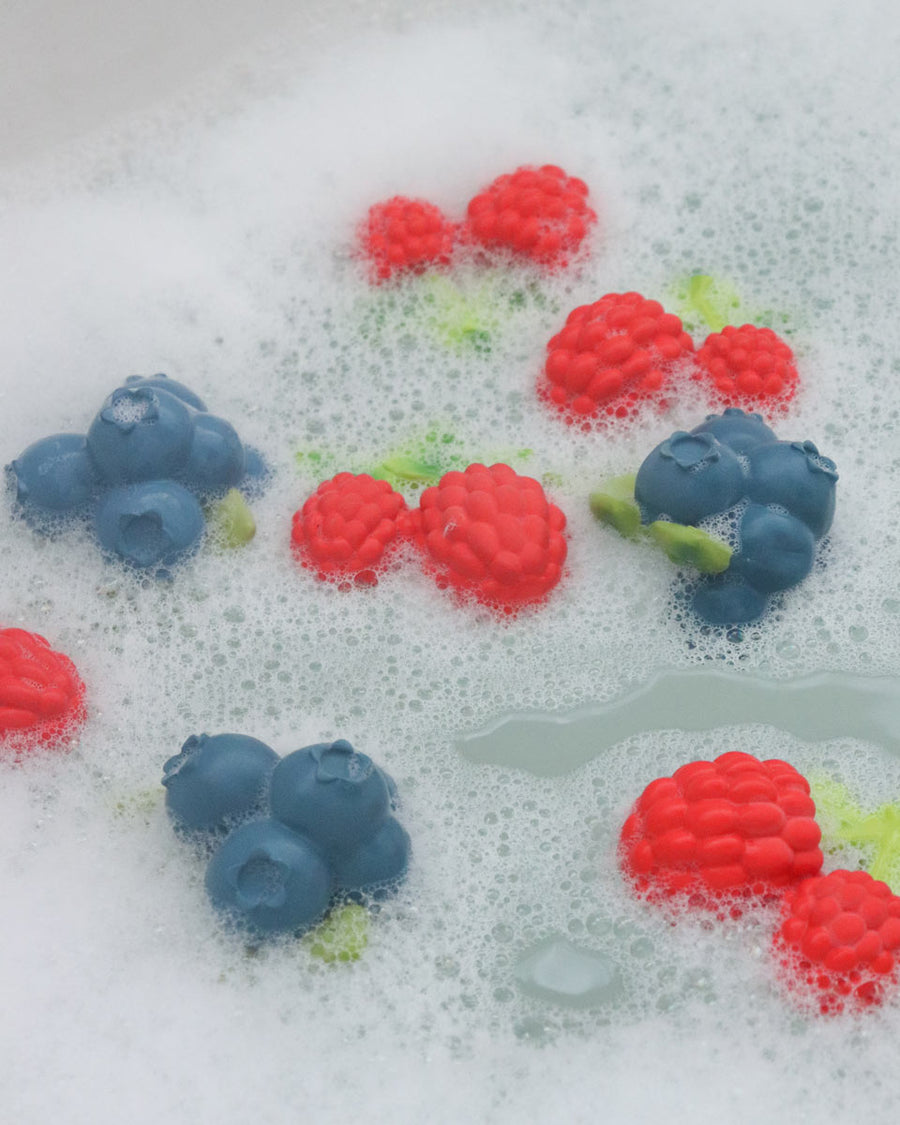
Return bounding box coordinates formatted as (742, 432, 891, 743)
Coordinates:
(457, 670, 900, 776)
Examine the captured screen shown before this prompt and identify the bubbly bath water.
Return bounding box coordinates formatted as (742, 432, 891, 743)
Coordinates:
(3, 1, 900, 1122)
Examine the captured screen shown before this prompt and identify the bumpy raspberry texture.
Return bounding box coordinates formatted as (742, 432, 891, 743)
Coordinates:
(408, 462, 567, 612)
(774, 869, 900, 1015)
(620, 751, 823, 910)
(0, 628, 86, 754)
(464, 165, 596, 268)
(359, 196, 456, 282)
(291, 473, 408, 586)
(694, 325, 799, 410)
(540, 292, 695, 424)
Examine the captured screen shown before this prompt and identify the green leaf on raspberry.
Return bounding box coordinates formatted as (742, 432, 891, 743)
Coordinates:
(669, 273, 796, 338)
(811, 776, 900, 889)
(371, 454, 446, 485)
(670, 274, 742, 333)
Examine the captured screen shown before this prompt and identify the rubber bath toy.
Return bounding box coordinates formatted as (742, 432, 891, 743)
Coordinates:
(359, 196, 457, 282)
(463, 164, 597, 269)
(7, 373, 267, 574)
(773, 868, 900, 1015)
(290, 472, 408, 586)
(693, 324, 799, 411)
(355, 164, 597, 282)
(619, 751, 900, 1016)
(291, 460, 568, 614)
(408, 461, 568, 612)
(540, 291, 694, 425)
(0, 627, 86, 756)
(590, 408, 837, 625)
(619, 750, 823, 911)
(163, 734, 410, 937)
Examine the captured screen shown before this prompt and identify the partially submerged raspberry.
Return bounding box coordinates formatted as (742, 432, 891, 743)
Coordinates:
(291, 472, 408, 586)
(464, 164, 596, 268)
(540, 292, 694, 424)
(0, 627, 86, 754)
(408, 462, 567, 612)
(694, 324, 799, 411)
(620, 751, 823, 911)
(359, 196, 456, 282)
(774, 869, 900, 1014)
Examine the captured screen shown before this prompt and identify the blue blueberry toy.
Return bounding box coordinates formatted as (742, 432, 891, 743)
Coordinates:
(6, 373, 266, 573)
(179, 413, 246, 495)
(269, 741, 393, 856)
(5, 433, 99, 528)
(634, 431, 746, 525)
(163, 734, 410, 937)
(162, 732, 280, 834)
(94, 480, 205, 573)
(86, 385, 195, 484)
(205, 819, 333, 935)
(591, 408, 838, 626)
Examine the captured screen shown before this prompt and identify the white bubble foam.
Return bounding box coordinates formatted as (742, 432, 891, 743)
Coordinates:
(3, 1, 900, 1122)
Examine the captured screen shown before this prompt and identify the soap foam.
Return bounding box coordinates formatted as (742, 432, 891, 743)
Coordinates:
(3, 1, 900, 1123)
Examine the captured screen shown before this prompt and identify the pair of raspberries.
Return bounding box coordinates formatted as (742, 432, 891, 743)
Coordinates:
(621, 751, 900, 1015)
(291, 463, 567, 612)
(359, 164, 597, 279)
(359, 166, 799, 421)
(542, 293, 799, 424)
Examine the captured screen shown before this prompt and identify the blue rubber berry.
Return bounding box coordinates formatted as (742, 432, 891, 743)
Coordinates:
(730, 504, 816, 593)
(240, 446, 270, 497)
(691, 579, 769, 625)
(94, 479, 205, 570)
(162, 732, 280, 834)
(86, 386, 195, 484)
(205, 818, 332, 936)
(180, 413, 246, 496)
(269, 740, 392, 857)
(332, 816, 411, 898)
(635, 431, 746, 525)
(6, 433, 98, 523)
(124, 373, 207, 411)
(691, 407, 777, 455)
(745, 440, 838, 538)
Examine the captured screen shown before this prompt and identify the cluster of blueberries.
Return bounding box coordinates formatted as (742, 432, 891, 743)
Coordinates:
(634, 409, 838, 625)
(6, 374, 266, 573)
(162, 733, 410, 936)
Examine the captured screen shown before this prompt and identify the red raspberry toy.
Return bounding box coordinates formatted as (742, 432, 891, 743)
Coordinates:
(540, 292, 695, 424)
(0, 627, 86, 754)
(773, 869, 900, 1014)
(464, 164, 596, 268)
(359, 196, 456, 282)
(291, 473, 409, 586)
(693, 324, 799, 410)
(407, 462, 567, 612)
(620, 751, 823, 910)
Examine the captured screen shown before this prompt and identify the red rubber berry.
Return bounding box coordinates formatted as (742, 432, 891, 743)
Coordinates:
(0, 627, 86, 754)
(291, 473, 409, 586)
(359, 196, 456, 282)
(464, 164, 596, 268)
(774, 869, 900, 1014)
(694, 324, 799, 410)
(620, 751, 823, 911)
(408, 462, 567, 612)
(540, 292, 695, 425)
